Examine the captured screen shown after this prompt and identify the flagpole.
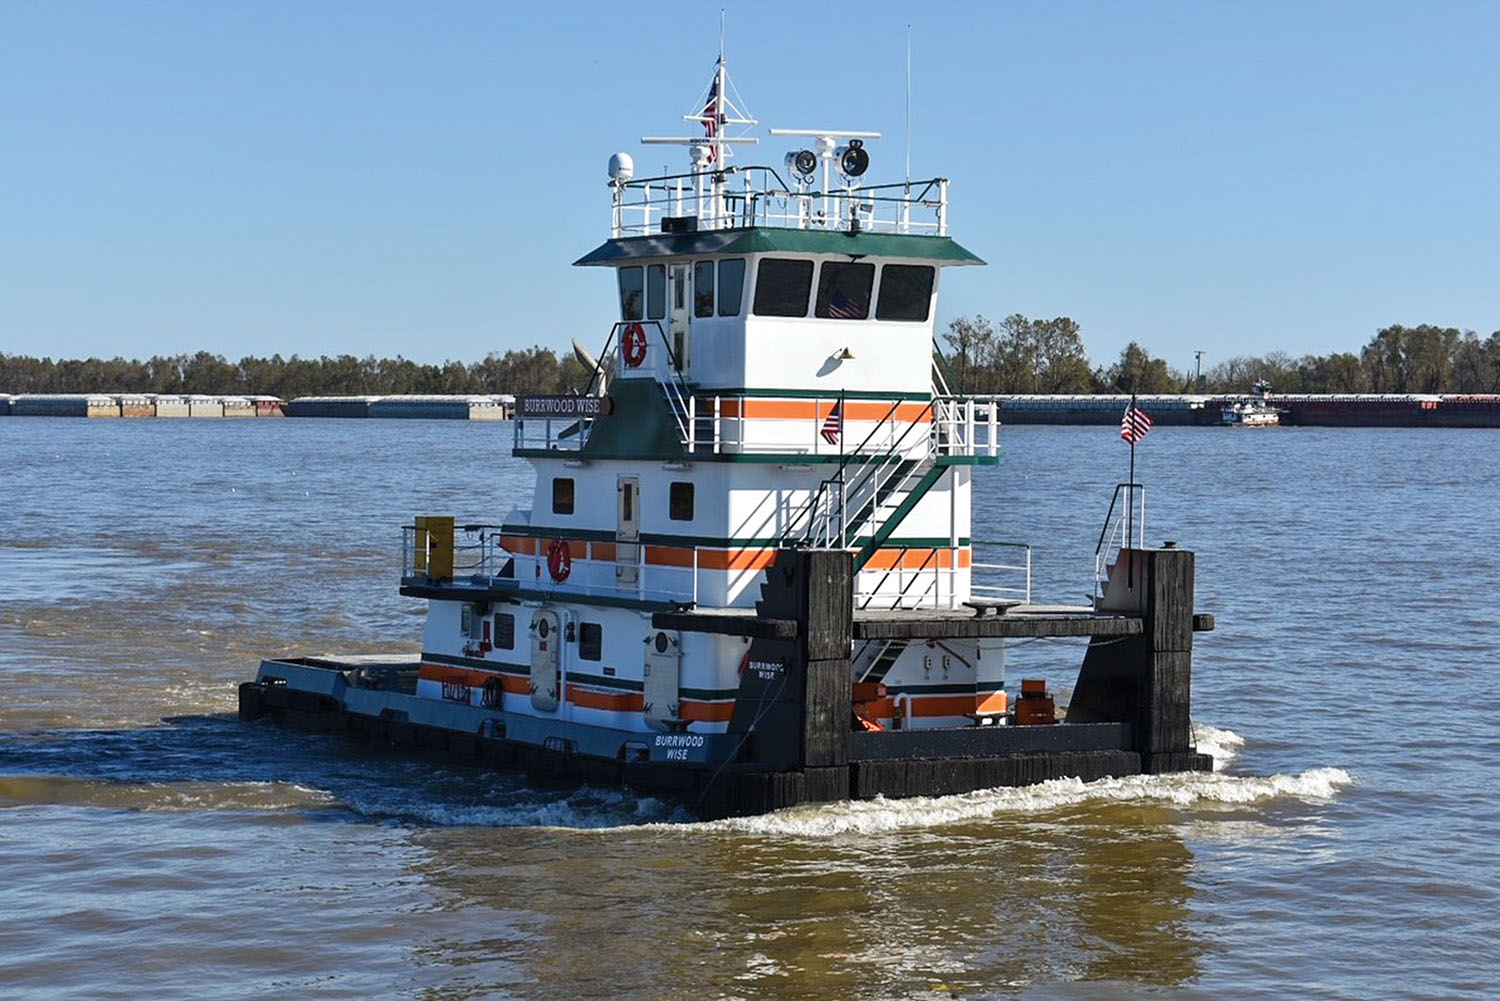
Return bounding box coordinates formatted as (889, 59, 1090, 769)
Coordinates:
(838, 388, 846, 548)
(1127, 392, 1137, 551)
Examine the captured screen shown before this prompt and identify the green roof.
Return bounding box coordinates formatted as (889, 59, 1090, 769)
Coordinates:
(574, 227, 985, 267)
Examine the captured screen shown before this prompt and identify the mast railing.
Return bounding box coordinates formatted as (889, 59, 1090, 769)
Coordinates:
(610, 167, 949, 238)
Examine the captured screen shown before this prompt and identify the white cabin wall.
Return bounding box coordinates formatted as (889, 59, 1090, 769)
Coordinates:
(741, 317, 931, 396)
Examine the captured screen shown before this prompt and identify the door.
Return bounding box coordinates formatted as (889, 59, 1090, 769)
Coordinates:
(529, 610, 560, 711)
(643, 629, 682, 731)
(668, 263, 691, 374)
(616, 476, 640, 587)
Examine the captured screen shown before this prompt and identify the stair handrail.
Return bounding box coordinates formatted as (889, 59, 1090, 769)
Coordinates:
(1093, 482, 1146, 599)
(612, 320, 700, 449)
(800, 397, 937, 548)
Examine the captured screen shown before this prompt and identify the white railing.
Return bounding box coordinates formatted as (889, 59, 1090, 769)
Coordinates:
(401, 524, 510, 581)
(852, 540, 1031, 611)
(971, 540, 1032, 605)
(511, 542, 701, 606)
(1094, 483, 1146, 600)
(611, 168, 949, 238)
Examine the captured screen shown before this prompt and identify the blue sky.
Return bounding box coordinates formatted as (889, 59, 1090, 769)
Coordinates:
(2, 0, 1497, 372)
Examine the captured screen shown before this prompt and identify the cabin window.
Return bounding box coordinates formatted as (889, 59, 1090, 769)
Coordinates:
(815, 262, 875, 320)
(752, 258, 815, 317)
(875, 264, 935, 321)
(669, 481, 694, 521)
(694, 261, 715, 317)
(552, 477, 574, 515)
(494, 612, 515, 650)
(618, 267, 644, 321)
(646, 265, 666, 320)
(579, 622, 603, 661)
(718, 258, 745, 316)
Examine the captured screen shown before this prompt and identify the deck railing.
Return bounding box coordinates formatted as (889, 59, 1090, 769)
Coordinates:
(610, 167, 949, 238)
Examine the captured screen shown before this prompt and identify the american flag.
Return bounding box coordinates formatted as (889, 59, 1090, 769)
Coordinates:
(820, 400, 843, 445)
(826, 286, 864, 319)
(700, 75, 719, 163)
(1120, 404, 1152, 444)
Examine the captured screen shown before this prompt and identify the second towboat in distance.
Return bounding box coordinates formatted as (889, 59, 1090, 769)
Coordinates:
(240, 54, 1216, 818)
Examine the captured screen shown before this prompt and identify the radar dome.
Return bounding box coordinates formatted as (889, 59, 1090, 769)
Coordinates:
(608, 152, 635, 182)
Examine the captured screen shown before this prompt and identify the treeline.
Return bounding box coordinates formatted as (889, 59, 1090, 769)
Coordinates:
(0, 347, 588, 397)
(9, 320, 1500, 398)
(942, 316, 1500, 395)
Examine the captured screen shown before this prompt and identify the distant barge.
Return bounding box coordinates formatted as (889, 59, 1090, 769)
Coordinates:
(992, 393, 1500, 427)
(7, 392, 1499, 426)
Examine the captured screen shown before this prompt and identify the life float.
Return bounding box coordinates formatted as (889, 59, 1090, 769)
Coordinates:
(545, 538, 572, 582)
(622, 323, 648, 368)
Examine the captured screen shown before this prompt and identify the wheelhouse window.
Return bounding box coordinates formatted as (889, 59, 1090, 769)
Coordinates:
(618, 267, 644, 321)
(552, 477, 574, 515)
(494, 612, 515, 651)
(815, 262, 875, 320)
(669, 481, 694, 521)
(875, 264, 935, 321)
(579, 622, 603, 661)
(752, 258, 815, 317)
(693, 261, 715, 317)
(646, 264, 666, 320)
(717, 258, 745, 316)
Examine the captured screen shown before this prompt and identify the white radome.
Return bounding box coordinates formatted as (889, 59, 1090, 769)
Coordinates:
(608, 152, 634, 182)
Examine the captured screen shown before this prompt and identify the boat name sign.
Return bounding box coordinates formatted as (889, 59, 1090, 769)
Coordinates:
(517, 395, 615, 418)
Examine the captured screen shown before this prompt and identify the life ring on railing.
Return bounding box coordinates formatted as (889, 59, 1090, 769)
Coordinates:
(545, 538, 572, 582)
(622, 323, 648, 368)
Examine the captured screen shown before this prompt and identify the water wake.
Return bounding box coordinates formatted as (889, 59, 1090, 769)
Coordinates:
(0, 774, 337, 813)
(696, 765, 1353, 838)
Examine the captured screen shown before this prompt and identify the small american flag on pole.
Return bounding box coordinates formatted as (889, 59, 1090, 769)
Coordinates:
(820, 400, 843, 445)
(1120, 403, 1152, 444)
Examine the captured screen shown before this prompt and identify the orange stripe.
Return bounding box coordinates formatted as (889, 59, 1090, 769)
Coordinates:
(908, 695, 978, 717)
(644, 544, 697, 568)
(567, 688, 644, 712)
(501, 535, 536, 555)
(730, 399, 933, 422)
(589, 541, 616, 561)
(695, 548, 779, 571)
(419, 663, 505, 687)
(679, 700, 735, 723)
(977, 692, 1009, 714)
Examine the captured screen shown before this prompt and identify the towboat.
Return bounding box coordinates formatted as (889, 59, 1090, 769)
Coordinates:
(240, 56, 1214, 817)
(1221, 381, 1281, 426)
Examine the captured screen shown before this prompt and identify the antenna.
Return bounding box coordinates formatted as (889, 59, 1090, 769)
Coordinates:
(905, 25, 912, 184)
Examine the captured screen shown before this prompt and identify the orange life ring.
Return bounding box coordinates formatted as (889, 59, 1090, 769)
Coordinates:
(622, 323, 648, 368)
(545, 538, 572, 582)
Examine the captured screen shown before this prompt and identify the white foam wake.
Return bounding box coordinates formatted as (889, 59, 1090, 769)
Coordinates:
(690, 766, 1354, 838)
(1193, 721, 1246, 770)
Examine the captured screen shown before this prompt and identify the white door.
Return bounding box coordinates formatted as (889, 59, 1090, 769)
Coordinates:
(643, 629, 682, 731)
(529, 610, 560, 711)
(617, 476, 640, 587)
(668, 263, 691, 374)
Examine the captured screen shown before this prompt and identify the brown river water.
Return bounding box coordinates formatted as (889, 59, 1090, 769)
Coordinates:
(1, 417, 1496, 999)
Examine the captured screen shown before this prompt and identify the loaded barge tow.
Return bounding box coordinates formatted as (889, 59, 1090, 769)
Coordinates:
(239, 58, 1214, 818)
